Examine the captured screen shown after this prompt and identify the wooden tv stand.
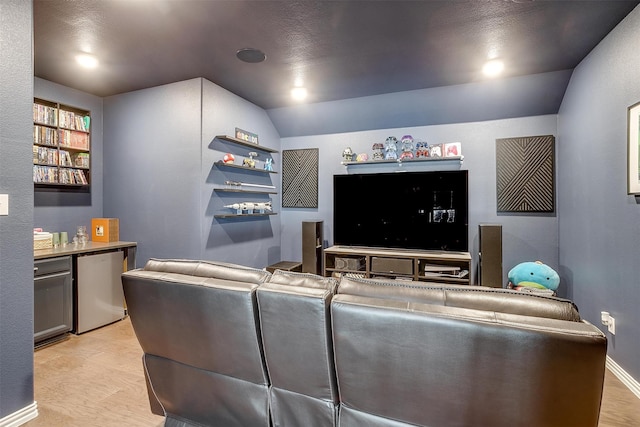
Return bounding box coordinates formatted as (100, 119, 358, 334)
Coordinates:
(324, 246, 472, 285)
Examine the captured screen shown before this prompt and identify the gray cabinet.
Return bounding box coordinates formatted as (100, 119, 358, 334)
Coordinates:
(34, 256, 72, 345)
(324, 246, 472, 285)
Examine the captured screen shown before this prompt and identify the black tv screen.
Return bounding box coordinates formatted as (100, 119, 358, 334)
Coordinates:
(333, 171, 468, 252)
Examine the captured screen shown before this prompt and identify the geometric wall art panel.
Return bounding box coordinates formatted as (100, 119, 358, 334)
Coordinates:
(496, 135, 555, 213)
(282, 148, 319, 208)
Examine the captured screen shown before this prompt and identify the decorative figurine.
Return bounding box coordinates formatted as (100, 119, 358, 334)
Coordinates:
(399, 135, 414, 160)
(384, 136, 398, 160)
(415, 142, 430, 158)
(356, 153, 369, 162)
(224, 201, 272, 215)
(223, 153, 235, 164)
(429, 144, 442, 157)
(372, 143, 385, 160)
(264, 158, 274, 171)
(444, 142, 462, 157)
(243, 151, 258, 167)
(342, 147, 355, 162)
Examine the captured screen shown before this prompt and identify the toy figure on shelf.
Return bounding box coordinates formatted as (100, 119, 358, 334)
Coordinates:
(222, 153, 235, 164)
(384, 136, 398, 160)
(342, 147, 355, 162)
(224, 201, 272, 214)
(415, 142, 430, 158)
(356, 153, 369, 162)
(429, 144, 442, 157)
(264, 158, 274, 171)
(399, 135, 414, 160)
(444, 142, 462, 157)
(372, 143, 385, 160)
(243, 151, 258, 168)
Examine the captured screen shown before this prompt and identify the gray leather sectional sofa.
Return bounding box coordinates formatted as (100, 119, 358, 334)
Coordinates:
(122, 259, 607, 427)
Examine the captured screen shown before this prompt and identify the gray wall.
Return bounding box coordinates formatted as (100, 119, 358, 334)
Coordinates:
(558, 5, 640, 381)
(34, 78, 104, 237)
(103, 78, 282, 268)
(280, 116, 559, 286)
(103, 79, 203, 265)
(0, 0, 35, 418)
(201, 80, 282, 267)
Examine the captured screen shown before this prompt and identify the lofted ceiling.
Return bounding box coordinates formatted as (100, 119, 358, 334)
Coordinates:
(34, 1, 638, 111)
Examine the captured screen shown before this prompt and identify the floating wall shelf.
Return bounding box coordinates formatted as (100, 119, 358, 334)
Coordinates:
(341, 156, 464, 166)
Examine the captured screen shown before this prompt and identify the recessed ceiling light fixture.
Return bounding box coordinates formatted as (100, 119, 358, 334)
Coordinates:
(75, 53, 99, 69)
(482, 59, 504, 77)
(236, 48, 266, 63)
(291, 87, 308, 101)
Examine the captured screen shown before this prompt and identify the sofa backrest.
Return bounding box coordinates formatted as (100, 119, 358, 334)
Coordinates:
(143, 257, 271, 283)
(257, 270, 340, 427)
(331, 293, 607, 427)
(337, 276, 581, 322)
(122, 259, 272, 427)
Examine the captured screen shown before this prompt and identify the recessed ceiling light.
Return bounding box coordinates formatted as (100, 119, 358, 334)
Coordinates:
(482, 59, 504, 77)
(291, 87, 308, 101)
(236, 48, 266, 63)
(75, 53, 98, 69)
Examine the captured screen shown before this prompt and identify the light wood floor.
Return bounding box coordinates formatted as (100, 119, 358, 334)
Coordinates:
(26, 317, 640, 427)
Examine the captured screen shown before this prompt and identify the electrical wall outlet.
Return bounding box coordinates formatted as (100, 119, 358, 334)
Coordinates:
(600, 311, 616, 335)
(0, 194, 8, 216)
(608, 316, 616, 335)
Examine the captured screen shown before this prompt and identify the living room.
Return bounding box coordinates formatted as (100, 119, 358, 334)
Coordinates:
(2, 1, 640, 425)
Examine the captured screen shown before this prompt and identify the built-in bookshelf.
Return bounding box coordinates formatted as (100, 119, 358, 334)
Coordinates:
(33, 98, 91, 188)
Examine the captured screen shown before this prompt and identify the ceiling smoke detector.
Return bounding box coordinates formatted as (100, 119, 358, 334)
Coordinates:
(236, 48, 266, 63)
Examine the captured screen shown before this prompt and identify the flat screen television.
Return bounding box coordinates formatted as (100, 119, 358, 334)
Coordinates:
(333, 170, 468, 252)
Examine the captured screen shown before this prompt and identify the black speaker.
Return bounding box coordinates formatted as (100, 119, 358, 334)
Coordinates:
(479, 224, 502, 288)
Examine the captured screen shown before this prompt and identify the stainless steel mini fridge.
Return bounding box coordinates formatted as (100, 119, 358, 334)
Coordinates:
(76, 250, 125, 333)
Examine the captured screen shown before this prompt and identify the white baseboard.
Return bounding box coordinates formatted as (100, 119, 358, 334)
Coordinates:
(0, 402, 38, 427)
(607, 356, 640, 400)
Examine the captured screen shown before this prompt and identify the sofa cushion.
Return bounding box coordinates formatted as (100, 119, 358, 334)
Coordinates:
(337, 276, 581, 322)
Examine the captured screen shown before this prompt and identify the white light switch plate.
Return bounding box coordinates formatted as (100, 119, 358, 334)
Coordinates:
(0, 194, 8, 215)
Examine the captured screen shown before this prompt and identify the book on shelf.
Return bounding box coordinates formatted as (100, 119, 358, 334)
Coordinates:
(72, 152, 90, 168)
(33, 146, 59, 165)
(59, 129, 89, 149)
(59, 150, 72, 167)
(33, 165, 58, 183)
(59, 110, 89, 131)
(34, 165, 88, 185)
(33, 125, 57, 145)
(33, 103, 57, 126)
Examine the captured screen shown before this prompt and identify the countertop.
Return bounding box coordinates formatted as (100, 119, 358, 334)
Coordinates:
(34, 241, 137, 260)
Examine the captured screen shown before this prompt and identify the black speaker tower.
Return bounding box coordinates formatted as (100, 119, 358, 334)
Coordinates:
(479, 224, 502, 288)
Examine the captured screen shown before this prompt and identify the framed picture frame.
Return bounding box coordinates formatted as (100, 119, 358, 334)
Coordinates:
(628, 101, 640, 194)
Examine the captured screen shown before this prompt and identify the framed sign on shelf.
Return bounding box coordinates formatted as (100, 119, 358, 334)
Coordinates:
(627, 101, 640, 194)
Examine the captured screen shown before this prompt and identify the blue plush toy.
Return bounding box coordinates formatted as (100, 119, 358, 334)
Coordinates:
(508, 261, 560, 291)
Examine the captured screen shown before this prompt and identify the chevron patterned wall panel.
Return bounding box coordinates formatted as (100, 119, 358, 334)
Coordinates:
(282, 148, 319, 208)
(496, 135, 555, 213)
